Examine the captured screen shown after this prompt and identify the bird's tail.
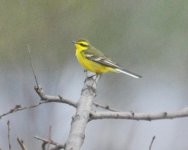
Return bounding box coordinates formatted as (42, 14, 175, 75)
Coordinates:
(115, 68, 142, 79)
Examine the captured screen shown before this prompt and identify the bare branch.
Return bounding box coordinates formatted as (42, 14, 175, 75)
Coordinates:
(93, 102, 118, 112)
(0, 98, 75, 120)
(65, 76, 98, 150)
(90, 107, 188, 121)
(17, 138, 27, 150)
(34, 86, 77, 107)
(1, 105, 22, 119)
(7, 120, 11, 150)
(42, 142, 47, 150)
(26, 47, 77, 108)
(149, 136, 156, 150)
(27, 45, 39, 88)
(34, 136, 65, 149)
(50, 145, 65, 150)
(35, 84, 116, 111)
(0, 86, 77, 120)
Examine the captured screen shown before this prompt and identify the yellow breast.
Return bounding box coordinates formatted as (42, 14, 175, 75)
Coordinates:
(76, 50, 112, 74)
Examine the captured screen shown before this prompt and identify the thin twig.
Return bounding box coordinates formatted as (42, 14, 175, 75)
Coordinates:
(93, 102, 118, 112)
(0, 98, 76, 120)
(149, 136, 156, 150)
(27, 45, 39, 88)
(7, 120, 11, 150)
(47, 126, 52, 150)
(34, 86, 77, 107)
(17, 138, 27, 150)
(34, 136, 65, 149)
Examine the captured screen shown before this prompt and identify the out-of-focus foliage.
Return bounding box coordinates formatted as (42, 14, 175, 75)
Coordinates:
(1, 0, 188, 150)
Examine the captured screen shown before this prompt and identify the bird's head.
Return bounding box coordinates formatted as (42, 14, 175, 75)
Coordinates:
(72, 39, 90, 51)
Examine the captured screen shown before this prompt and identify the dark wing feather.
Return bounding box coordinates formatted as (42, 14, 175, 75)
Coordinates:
(82, 49, 121, 69)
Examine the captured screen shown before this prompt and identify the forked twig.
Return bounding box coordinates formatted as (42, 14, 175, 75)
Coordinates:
(34, 136, 65, 149)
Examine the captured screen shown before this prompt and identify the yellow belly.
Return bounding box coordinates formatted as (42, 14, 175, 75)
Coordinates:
(76, 52, 112, 74)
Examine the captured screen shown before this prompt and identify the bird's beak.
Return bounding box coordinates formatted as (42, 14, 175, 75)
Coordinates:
(72, 41, 76, 44)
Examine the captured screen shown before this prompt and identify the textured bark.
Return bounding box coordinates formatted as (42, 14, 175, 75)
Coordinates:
(65, 77, 97, 150)
(91, 107, 188, 121)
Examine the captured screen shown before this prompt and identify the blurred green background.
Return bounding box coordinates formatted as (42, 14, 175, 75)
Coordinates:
(1, 0, 188, 149)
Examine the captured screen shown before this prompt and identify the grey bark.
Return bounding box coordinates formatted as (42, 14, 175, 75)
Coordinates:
(91, 107, 188, 121)
(65, 77, 97, 150)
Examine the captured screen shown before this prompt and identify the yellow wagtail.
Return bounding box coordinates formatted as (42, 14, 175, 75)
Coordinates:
(72, 39, 141, 79)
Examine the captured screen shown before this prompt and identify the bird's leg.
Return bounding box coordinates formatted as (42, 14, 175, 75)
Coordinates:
(88, 74, 101, 81)
(95, 74, 102, 81)
(89, 74, 101, 85)
(84, 70, 95, 83)
(86, 74, 96, 81)
(84, 69, 95, 79)
(84, 69, 88, 77)
(83, 70, 102, 85)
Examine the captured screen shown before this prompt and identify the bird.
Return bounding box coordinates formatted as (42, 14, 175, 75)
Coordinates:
(72, 39, 141, 79)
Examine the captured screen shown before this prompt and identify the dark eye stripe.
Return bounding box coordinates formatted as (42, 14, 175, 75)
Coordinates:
(80, 43, 88, 47)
